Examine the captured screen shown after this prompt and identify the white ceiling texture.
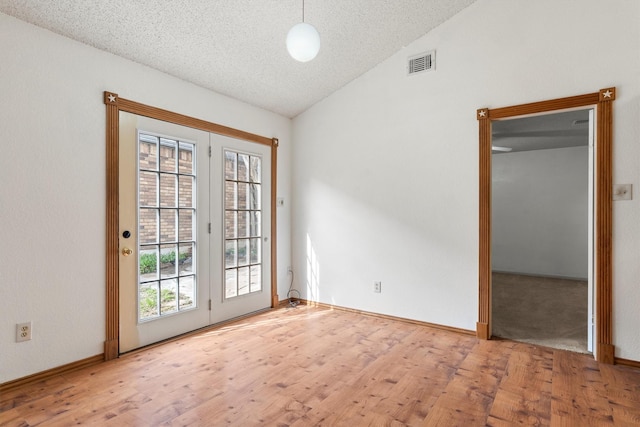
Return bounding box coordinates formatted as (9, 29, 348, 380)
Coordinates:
(0, 0, 477, 118)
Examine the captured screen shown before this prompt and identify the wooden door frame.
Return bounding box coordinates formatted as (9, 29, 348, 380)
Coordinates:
(103, 92, 279, 360)
(477, 88, 616, 364)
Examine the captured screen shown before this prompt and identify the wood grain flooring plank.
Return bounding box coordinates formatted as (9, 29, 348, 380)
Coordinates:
(405, 337, 513, 425)
(0, 375, 71, 412)
(2, 306, 639, 427)
(487, 346, 553, 426)
(598, 363, 640, 425)
(550, 350, 615, 426)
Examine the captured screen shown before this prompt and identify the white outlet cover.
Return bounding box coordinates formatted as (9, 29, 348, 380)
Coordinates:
(16, 321, 32, 342)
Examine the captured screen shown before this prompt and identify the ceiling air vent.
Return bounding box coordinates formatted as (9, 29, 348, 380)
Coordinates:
(407, 50, 435, 76)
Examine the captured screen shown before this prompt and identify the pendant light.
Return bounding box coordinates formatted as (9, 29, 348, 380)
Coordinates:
(286, 0, 320, 62)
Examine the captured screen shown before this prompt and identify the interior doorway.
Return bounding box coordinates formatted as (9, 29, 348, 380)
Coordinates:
(489, 109, 593, 353)
(476, 88, 616, 364)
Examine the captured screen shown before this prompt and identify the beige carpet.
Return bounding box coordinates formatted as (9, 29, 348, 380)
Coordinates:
(491, 272, 589, 354)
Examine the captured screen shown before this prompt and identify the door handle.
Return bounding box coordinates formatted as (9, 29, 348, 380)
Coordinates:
(122, 247, 133, 256)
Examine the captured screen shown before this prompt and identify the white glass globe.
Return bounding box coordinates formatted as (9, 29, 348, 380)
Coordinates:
(286, 22, 320, 62)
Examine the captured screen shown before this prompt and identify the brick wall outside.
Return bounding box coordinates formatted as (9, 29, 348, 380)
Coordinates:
(138, 140, 194, 258)
(136, 144, 264, 267)
(223, 152, 264, 270)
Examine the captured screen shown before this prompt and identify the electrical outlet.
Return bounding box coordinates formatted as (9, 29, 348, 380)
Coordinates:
(16, 322, 32, 342)
(374, 281, 382, 293)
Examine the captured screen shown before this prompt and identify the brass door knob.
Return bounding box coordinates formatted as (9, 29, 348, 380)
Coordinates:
(122, 247, 133, 256)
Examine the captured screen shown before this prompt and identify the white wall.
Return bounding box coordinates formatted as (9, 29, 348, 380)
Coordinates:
(0, 14, 292, 383)
(492, 147, 588, 279)
(292, 0, 640, 360)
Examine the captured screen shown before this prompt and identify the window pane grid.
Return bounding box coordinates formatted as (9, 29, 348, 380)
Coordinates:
(224, 150, 262, 300)
(138, 134, 196, 321)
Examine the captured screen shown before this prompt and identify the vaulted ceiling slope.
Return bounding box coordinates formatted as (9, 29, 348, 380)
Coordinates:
(0, 0, 476, 118)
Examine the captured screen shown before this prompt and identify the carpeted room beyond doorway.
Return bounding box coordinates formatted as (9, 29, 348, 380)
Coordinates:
(492, 272, 588, 353)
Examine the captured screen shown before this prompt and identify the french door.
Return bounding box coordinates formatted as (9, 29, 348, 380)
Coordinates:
(118, 112, 271, 352)
(209, 134, 271, 324)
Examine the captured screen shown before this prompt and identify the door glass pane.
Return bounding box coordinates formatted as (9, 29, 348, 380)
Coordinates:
(139, 135, 158, 170)
(178, 209, 194, 242)
(139, 172, 158, 206)
(237, 153, 249, 182)
(178, 243, 194, 275)
(160, 209, 177, 242)
(139, 208, 158, 244)
(225, 151, 237, 180)
(250, 238, 261, 264)
(160, 175, 176, 208)
(139, 247, 158, 282)
(225, 269, 237, 298)
(225, 211, 237, 239)
(225, 181, 237, 209)
(178, 143, 194, 174)
(160, 244, 178, 278)
(160, 279, 178, 315)
(250, 184, 261, 210)
(178, 176, 194, 208)
(138, 133, 197, 321)
(179, 275, 195, 310)
(237, 211, 249, 238)
(250, 211, 261, 237)
(139, 282, 159, 320)
(238, 183, 249, 210)
(250, 265, 262, 292)
(160, 138, 177, 173)
(250, 156, 261, 183)
(238, 239, 249, 266)
(238, 267, 250, 296)
(224, 150, 263, 300)
(225, 240, 237, 268)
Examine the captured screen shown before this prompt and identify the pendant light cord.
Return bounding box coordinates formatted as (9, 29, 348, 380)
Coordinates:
(302, 0, 305, 22)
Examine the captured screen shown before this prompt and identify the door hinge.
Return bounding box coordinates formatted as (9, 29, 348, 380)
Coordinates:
(208, 146, 212, 157)
(208, 299, 212, 311)
(208, 223, 211, 234)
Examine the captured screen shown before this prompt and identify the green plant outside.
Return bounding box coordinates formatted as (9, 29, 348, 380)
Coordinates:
(139, 285, 193, 319)
(139, 251, 190, 274)
(140, 253, 156, 274)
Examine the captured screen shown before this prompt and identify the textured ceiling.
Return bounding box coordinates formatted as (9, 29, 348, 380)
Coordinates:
(0, 0, 476, 118)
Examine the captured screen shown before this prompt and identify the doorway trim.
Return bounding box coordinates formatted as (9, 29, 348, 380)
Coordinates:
(477, 87, 615, 364)
(103, 91, 279, 360)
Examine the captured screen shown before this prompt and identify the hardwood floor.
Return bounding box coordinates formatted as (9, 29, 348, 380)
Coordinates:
(2, 305, 639, 426)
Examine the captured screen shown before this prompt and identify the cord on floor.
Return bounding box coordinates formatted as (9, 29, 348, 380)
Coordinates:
(287, 268, 300, 307)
